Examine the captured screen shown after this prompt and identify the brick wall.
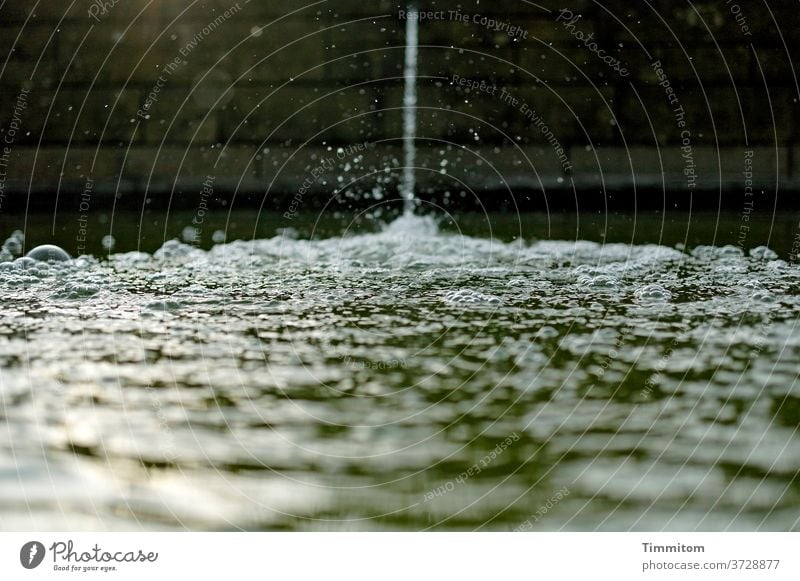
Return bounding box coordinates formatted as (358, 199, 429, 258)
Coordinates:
(0, 0, 798, 213)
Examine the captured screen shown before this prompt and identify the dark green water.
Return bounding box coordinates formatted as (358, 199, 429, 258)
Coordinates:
(1, 210, 799, 531)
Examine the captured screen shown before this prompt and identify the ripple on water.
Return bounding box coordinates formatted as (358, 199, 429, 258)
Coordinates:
(0, 215, 798, 531)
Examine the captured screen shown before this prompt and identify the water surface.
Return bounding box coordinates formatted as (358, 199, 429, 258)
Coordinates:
(1, 212, 799, 531)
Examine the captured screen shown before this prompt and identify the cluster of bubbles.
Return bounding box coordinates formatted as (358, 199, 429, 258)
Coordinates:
(444, 288, 503, 305)
(0, 215, 796, 531)
(0, 230, 71, 268)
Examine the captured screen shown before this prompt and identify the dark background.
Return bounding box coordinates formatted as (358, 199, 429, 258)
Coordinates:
(0, 0, 798, 218)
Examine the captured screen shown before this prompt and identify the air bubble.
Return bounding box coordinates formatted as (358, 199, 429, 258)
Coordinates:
(750, 246, 778, 261)
(25, 245, 71, 262)
(13, 256, 37, 269)
(444, 289, 502, 305)
(634, 284, 672, 302)
(582, 275, 618, 288)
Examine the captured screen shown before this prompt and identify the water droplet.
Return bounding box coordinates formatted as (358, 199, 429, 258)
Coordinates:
(3, 237, 22, 256)
(182, 226, 200, 244)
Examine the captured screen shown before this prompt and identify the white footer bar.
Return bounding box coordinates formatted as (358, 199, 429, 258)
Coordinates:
(0, 533, 797, 580)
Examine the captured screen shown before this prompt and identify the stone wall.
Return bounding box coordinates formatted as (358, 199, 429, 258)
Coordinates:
(0, 0, 797, 213)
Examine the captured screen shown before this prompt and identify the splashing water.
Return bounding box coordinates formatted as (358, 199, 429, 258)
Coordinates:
(400, 5, 419, 214)
(1, 213, 799, 531)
